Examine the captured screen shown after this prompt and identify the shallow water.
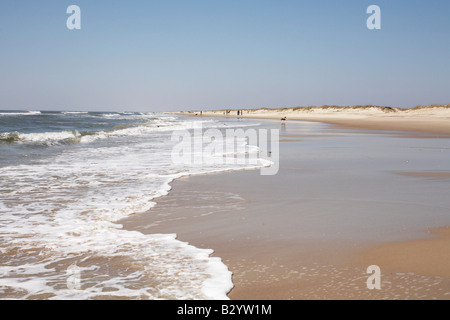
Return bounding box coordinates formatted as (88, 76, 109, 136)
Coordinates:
(0, 111, 269, 299)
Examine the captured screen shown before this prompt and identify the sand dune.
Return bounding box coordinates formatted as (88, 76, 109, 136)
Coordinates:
(174, 105, 450, 135)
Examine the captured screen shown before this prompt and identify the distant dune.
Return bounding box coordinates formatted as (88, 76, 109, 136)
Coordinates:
(173, 104, 450, 135)
(175, 104, 450, 115)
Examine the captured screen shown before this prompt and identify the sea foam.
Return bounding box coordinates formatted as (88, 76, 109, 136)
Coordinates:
(0, 114, 268, 300)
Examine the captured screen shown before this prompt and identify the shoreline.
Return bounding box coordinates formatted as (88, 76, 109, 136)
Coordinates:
(172, 105, 450, 136)
(122, 171, 450, 300)
(121, 116, 450, 300)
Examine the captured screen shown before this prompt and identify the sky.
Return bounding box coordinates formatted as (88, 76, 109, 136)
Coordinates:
(0, 0, 449, 112)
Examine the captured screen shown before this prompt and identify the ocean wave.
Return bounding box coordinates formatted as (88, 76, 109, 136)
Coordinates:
(0, 111, 41, 116)
(78, 120, 210, 143)
(0, 130, 81, 145)
(0, 118, 175, 145)
(97, 112, 161, 121)
(0, 118, 237, 146)
(62, 111, 89, 115)
(0, 119, 271, 299)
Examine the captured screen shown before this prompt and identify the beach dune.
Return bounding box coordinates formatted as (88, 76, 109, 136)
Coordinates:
(175, 105, 450, 136)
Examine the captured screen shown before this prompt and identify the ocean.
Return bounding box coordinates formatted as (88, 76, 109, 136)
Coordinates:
(0, 110, 269, 299)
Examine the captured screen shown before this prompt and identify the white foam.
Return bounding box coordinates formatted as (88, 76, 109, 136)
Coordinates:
(1, 115, 260, 146)
(0, 130, 82, 146)
(0, 111, 41, 116)
(0, 116, 270, 300)
(0, 130, 82, 145)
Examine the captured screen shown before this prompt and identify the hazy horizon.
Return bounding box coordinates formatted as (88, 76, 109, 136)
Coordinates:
(1, 103, 450, 114)
(1, 1, 450, 112)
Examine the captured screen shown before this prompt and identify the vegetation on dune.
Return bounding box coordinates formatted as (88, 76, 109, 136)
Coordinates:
(410, 104, 450, 110)
(178, 104, 450, 114)
(238, 104, 449, 113)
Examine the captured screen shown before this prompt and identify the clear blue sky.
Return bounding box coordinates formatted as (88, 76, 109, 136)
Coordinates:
(0, 0, 449, 111)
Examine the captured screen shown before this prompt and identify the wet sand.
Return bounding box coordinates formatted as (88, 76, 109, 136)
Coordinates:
(121, 119, 450, 300)
(352, 227, 450, 278)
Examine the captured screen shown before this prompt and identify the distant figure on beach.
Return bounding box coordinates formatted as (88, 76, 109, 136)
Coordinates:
(237, 110, 240, 116)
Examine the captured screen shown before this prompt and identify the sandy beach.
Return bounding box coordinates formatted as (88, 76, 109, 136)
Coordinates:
(3, 0, 450, 303)
(121, 111, 450, 300)
(175, 105, 450, 136)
